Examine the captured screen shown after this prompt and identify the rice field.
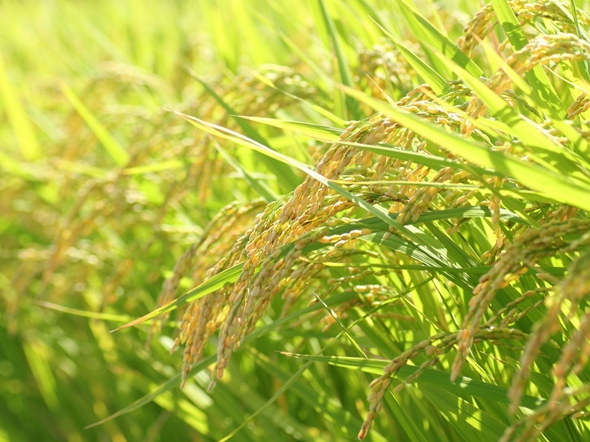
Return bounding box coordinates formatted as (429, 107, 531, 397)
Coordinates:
(2, 0, 590, 441)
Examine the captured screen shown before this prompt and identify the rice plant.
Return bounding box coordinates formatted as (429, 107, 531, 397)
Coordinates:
(2, 0, 590, 441)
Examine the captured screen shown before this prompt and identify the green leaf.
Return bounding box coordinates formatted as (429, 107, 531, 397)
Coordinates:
(115, 205, 524, 331)
(317, 0, 363, 120)
(112, 263, 246, 331)
(0, 53, 40, 161)
(85, 355, 215, 429)
(490, 0, 563, 116)
(245, 68, 346, 125)
(251, 351, 388, 441)
(92, 291, 360, 428)
(339, 85, 590, 211)
(61, 83, 129, 166)
(35, 301, 135, 323)
(281, 354, 546, 410)
(392, 0, 483, 77)
(239, 116, 343, 141)
(374, 19, 451, 96)
(213, 141, 278, 202)
(428, 42, 590, 182)
(191, 76, 301, 191)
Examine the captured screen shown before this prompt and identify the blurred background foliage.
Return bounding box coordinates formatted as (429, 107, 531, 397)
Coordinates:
(2, 0, 590, 441)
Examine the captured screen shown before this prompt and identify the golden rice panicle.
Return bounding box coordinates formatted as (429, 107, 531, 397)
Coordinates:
(149, 201, 264, 343)
(458, 0, 590, 55)
(395, 166, 455, 225)
(355, 41, 417, 100)
(452, 219, 590, 382)
(466, 34, 590, 125)
(198, 66, 317, 122)
(509, 247, 590, 415)
(175, 231, 252, 387)
(315, 266, 399, 331)
(504, 307, 590, 442)
(359, 334, 454, 439)
(176, 66, 318, 204)
(211, 119, 396, 380)
(148, 242, 198, 340)
(567, 93, 590, 119)
(547, 308, 590, 404)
